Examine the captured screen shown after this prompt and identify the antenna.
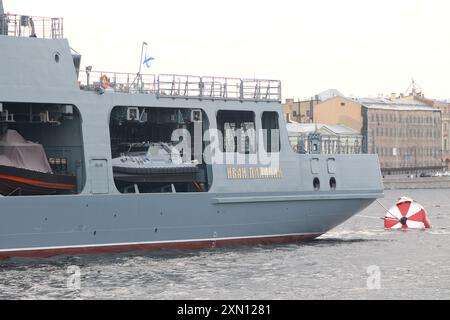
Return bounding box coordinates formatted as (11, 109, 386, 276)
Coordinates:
(405, 79, 423, 97)
(132, 41, 148, 92)
(138, 41, 148, 79)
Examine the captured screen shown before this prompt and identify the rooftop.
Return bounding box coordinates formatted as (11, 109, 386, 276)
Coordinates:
(356, 97, 439, 112)
(315, 89, 345, 102)
(286, 123, 360, 136)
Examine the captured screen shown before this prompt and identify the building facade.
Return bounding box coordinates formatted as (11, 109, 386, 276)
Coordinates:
(313, 96, 364, 133)
(314, 95, 443, 174)
(399, 93, 450, 171)
(361, 98, 442, 174)
(428, 100, 450, 170)
(282, 98, 317, 123)
(282, 89, 345, 123)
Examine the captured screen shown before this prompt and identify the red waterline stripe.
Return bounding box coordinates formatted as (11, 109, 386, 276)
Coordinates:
(0, 234, 322, 260)
(0, 174, 75, 189)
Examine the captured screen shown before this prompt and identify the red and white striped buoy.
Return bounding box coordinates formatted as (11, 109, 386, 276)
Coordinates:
(384, 197, 432, 230)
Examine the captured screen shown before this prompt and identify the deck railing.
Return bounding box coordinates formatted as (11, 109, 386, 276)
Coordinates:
(0, 14, 64, 39)
(79, 71, 282, 102)
(79, 71, 158, 94)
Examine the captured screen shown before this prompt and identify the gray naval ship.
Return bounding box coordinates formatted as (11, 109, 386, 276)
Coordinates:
(0, 2, 383, 259)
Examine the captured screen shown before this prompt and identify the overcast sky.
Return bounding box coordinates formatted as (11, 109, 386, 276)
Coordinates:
(4, 0, 450, 100)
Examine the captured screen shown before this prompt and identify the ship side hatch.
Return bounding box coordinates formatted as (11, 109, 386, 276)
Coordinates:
(90, 159, 109, 194)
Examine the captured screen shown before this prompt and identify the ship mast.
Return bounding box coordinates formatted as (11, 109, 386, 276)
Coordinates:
(0, 0, 5, 36)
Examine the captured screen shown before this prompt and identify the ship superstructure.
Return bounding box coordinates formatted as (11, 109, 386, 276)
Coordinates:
(0, 1, 383, 259)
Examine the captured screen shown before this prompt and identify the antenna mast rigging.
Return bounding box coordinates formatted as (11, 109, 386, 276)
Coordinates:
(405, 79, 423, 97)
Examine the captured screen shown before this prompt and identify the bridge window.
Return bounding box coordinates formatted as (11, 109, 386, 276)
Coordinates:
(262, 112, 281, 153)
(217, 111, 256, 154)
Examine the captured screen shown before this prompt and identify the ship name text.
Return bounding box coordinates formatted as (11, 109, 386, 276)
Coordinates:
(226, 167, 283, 180)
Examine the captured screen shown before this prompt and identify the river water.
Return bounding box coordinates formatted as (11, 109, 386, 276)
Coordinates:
(0, 189, 449, 300)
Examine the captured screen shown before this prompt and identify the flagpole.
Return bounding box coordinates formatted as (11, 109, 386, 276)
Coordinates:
(137, 41, 148, 91)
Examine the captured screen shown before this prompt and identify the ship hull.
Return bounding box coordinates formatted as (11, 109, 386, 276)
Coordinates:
(0, 192, 377, 260)
(0, 234, 321, 259)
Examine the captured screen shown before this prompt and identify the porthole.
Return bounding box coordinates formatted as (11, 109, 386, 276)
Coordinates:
(313, 178, 321, 191)
(330, 178, 337, 191)
(54, 52, 60, 63)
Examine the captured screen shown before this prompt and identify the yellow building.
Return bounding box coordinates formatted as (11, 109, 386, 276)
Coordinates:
(282, 99, 316, 123)
(313, 96, 364, 133)
(282, 89, 344, 123)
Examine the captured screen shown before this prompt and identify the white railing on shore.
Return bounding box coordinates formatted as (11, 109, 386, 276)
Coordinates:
(0, 14, 63, 39)
(79, 71, 282, 102)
